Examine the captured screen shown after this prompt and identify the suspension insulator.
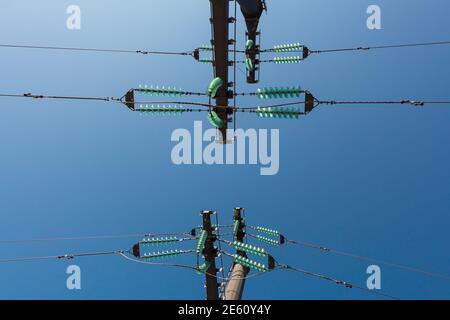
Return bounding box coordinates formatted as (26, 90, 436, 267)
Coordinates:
(141, 250, 188, 260)
(196, 261, 211, 275)
(207, 77, 224, 98)
(245, 58, 255, 72)
(256, 226, 279, 236)
(256, 86, 303, 99)
(234, 255, 267, 272)
(273, 56, 302, 64)
(136, 105, 187, 115)
(246, 39, 255, 50)
(137, 85, 186, 97)
(232, 241, 267, 257)
(255, 235, 280, 246)
(196, 230, 208, 255)
(273, 43, 303, 52)
(198, 45, 214, 51)
(140, 236, 179, 246)
(256, 107, 302, 119)
(207, 110, 226, 129)
(232, 220, 240, 238)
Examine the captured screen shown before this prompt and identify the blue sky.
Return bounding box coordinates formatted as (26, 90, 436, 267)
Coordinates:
(0, 0, 449, 299)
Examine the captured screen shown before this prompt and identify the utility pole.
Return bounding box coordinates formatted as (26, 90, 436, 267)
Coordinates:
(201, 210, 219, 300)
(224, 207, 249, 300)
(210, 0, 232, 144)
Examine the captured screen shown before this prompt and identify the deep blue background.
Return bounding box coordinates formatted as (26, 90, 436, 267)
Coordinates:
(0, 0, 449, 299)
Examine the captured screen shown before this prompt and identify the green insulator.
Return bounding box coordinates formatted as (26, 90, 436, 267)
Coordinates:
(140, 236, 179, 246)
(199, 59, 214, 64)
(273, 56, 302, 64)
(246, 39, 255, 50)
(234, 255, 267, 272)
(245, 58, 254, 72)
(199, 45, 214, 51)
(142, 250, 186, 260)
(256, 227, 279, 236)
(232, 220, 240, 237)
(207, 77, 224, 98)
(137, 85, 184, 97)
(273, 43, 302, 52)
(196, 261, 211, 275)
(137, 105, 186, 115)
(196, 230, 208, 255)
(207, 110, 225, 129)
(255, 235, 280, 246)
(233, 241, 267, 256)
(256, 107, 302, 119)
(255, 86, 303, 99)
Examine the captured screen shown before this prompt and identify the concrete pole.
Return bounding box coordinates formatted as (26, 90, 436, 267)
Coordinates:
(224, 263, 247, 300)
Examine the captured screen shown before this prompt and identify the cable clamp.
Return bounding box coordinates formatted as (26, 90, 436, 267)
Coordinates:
(401, 100, 425, 106)
(58, 254, 74, 260)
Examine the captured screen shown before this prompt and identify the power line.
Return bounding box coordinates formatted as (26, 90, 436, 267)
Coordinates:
(246, 227, 450, 283)
(0, 231, 194, 245)
(0, 92, 118, 103)
(308, 40, 450, 55)
(120, 251, 274, 282)
(0, 250, 127, 264)
(0, 43, 194, 57)
(284, 238, 450, 282)
(118, 252, 197, 271)
(0, 208, 442, 300)
(279, 263, 399, 300)
(318, 100, 450, 107)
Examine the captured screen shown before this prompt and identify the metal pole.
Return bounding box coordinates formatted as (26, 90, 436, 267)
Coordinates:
(210, 0, 231, 143)
(201, 210, 219, 300)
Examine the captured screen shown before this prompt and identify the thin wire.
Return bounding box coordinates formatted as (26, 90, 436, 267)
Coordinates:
(233, 0, 238, 139)
(0, 93, 213, 111)
(0, 44, 193, 56)
(247, 225, 450, 283)
(4, 91, 448, 115)
(0, 92, 118, 103)
(285, 238, 450, 282)
(0, 231, 193, 245)
(280, 264, 399, 300)
(309, 40, 450, 55)
(0, 250, 127, 264)
(118, 252, 198, 271)
(260, 40, 450, 54)
(320, 100, 450, 106)
(121, 251, 269, 282)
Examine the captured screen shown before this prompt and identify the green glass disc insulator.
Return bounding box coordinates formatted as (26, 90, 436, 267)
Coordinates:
(207, 77, 224, 98)
(196, 261, 211, 275)
(207, 111, 225, 129)
(246, 39, 255, 50)
(245, 58, 254, 72)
